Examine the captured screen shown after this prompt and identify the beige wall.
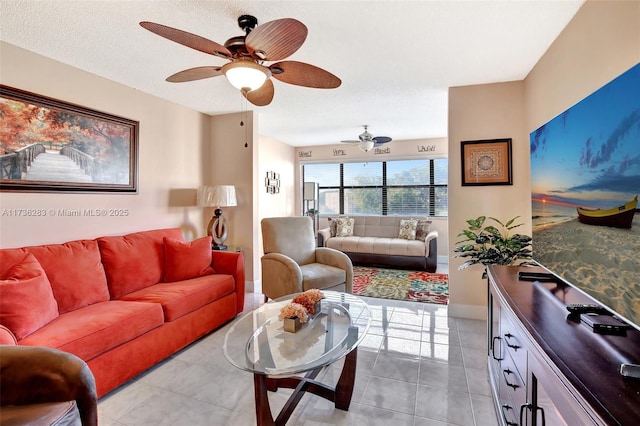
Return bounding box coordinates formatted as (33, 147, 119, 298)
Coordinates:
(448, 81, 527, 319)
(525, 0, 640, 131)
(258, 136, 297, 221)
(447, 0, 639, 319)
(256, 135, 297, 292)
(208, 112, 258, 286)
(0, 42, 208, 247)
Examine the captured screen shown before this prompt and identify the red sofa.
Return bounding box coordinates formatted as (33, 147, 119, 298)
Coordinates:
(0, 228, 245, 397)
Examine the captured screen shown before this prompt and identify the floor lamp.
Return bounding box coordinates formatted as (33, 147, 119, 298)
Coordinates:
(198, 185, 237, 250)
(303, 182, 318, 233)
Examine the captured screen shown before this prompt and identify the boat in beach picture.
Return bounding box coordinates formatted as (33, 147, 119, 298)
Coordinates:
(577, 195, 638, 229)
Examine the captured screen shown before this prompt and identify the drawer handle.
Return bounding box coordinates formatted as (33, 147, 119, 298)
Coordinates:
(492, 336, 504, 361)
(504, 332, 521, 350)
(518, 402, 547, 426)
(502, 368, 520, 390)
(535, 406, 546, 426)
(500, 404, 519, 426)
(519, 403, 531, 426)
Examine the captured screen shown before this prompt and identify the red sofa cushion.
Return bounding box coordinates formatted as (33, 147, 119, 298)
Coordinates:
(0, 249, 28, 276)
(20, 300, 164, 361)
(163, 236, 214, 282)
(25, 240, 110, 314)
(119, 274, 235, 322)
(98, 228, 183, 298)
(0, 253, 59, 340)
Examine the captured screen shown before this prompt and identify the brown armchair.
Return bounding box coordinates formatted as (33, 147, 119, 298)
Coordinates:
(0, 345, 98, 426)
(261, 216, 353, 301)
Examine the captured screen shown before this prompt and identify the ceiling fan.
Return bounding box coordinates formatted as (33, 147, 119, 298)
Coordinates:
(341, 125, 393, 152)
(139, 15, 341, 106)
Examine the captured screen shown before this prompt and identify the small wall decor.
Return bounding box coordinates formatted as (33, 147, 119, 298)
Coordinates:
(461, 138, 512, 186)
(265, 171, 280, 194)
(0, 85, 138, 193)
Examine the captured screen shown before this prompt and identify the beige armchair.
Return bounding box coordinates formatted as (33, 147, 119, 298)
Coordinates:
(261, 216, 353, 301)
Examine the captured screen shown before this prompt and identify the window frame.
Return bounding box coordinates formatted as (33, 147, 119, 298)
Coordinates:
(302, 158, 448, 217)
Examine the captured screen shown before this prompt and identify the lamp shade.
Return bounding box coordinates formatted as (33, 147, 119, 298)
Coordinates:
(222, 61, 268, 92)
(359, 140, 375, 152)
(198, 185, 237, 208)
(303, 182, 318, 201)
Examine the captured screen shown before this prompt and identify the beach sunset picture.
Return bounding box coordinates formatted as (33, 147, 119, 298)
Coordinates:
(530, 63, 640, 328)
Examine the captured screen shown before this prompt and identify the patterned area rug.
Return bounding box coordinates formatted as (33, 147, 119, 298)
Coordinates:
(352, 266, 449, 305)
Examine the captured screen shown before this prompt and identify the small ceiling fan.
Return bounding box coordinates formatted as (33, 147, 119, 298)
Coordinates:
(341, 125, 393, 152)
(139, 15, 341, 106)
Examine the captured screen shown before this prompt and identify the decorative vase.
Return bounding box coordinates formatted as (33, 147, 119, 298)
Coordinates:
(311, 300, 322, 319)
(283, 317, 303, 333)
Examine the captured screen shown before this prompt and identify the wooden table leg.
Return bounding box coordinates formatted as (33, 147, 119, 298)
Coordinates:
(254, 374, 275, 426)
(335, 347, 357, 410)
(253, 348, 358, 424)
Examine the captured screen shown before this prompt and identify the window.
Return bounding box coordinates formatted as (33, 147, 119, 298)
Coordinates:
(303, 158, 448, 217)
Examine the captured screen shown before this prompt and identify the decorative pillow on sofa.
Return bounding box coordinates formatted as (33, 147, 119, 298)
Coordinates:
(398, 219, 418, 240)
(163, 236, 215, 283)
(415, 219, 432, 242)
(98, 228, 183, 299)
(328, 218, 338, 237)
(0, 253, 59, 340)
(26, 239, 110, 314)
(329, 217, 353, 237)
(335, 217, 355, 237)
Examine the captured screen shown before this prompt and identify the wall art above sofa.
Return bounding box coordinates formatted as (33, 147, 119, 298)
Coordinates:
(0, 85, 138, 193)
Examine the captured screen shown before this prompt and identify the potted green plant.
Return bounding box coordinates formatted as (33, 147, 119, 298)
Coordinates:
(454, 216, 535, 278)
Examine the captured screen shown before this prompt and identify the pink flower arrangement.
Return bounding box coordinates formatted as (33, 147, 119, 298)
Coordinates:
(278, 302, 309, 323)
(279, 290, 325, 323)
(292, 289, 324, 315)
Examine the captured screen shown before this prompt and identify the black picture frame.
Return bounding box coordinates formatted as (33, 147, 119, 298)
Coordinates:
(461, 138, 513, 186)
(0, 85, 139, 193)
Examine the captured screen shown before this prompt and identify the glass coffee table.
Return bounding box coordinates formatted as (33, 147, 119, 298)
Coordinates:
(223, 291, 371, 426)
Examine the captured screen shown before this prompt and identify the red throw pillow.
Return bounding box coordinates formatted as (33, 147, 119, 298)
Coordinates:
(163, 236, 215, 283)
(26, 240, 109, 314)
(98, 228, 183, 298)
(0, 253, 59, 340)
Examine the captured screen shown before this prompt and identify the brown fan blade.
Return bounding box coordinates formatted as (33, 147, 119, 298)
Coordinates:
(245, 18, 307, 61)
(166, 66, 223, 82)
(270, 61, 341, 88)
(140, 21, 231, 59)
(243, 79, 275, 106)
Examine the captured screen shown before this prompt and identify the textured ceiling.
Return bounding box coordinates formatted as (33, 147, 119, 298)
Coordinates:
(0, 0, 584, 147)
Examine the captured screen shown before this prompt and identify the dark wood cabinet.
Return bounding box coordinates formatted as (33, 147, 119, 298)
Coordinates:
(487, 265, 640, 426)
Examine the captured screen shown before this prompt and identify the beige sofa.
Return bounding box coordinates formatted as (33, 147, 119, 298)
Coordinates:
(317, 215, 438, 272)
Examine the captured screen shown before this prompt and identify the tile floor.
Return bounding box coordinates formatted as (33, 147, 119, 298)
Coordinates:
(98, 268, 499, 426)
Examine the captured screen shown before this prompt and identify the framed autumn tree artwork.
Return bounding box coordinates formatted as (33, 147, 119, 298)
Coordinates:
(0, 85, 138, 192)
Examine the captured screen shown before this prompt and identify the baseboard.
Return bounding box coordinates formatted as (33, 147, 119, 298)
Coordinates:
(448, 303, 487, 320)
(437, 255, 448, 265)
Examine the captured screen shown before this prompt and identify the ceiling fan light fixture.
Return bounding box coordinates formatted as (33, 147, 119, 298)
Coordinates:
(222, 61, 268, 92)
(359, 140, 375, 152)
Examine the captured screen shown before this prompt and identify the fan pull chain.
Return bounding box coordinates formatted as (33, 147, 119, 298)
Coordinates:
(239, 95, 248, 148)
(244, 110, 249, 148)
